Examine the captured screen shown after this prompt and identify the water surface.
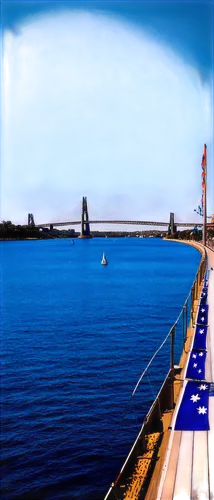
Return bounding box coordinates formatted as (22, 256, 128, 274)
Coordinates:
(1, 238, 200, 499)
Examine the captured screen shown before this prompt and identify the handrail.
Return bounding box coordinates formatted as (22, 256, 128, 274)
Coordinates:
(207, 239, 214, 252)
(132, 243, 206, 396)
(132, 329, 172, 396)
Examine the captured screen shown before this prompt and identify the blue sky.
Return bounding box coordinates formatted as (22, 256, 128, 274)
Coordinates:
(1, 1, 213, 227)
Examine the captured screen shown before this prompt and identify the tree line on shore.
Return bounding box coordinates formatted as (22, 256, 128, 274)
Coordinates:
(0, 221, 75, 240)
(167, 228, 214, 241)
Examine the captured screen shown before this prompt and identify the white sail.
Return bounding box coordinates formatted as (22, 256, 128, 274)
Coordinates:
(101, 252, 108, 265)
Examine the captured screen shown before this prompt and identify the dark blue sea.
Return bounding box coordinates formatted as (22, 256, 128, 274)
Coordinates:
(1, 238, 200, 500)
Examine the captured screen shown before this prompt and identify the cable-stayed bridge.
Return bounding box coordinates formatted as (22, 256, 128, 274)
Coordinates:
(28, 197, 204, 237)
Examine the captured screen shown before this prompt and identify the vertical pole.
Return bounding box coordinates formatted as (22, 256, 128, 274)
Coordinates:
(203, 144, 207, 246)
(170, 326, 175, 370)
(182, 307, 185, 343)
(81, 197, 84, 236)
(195, 274, 198, 299)
(184, 302, 188, 351)
(191, 288, 194, 326)
(191, 281, 196, 327)
(170, 326, 175, 409)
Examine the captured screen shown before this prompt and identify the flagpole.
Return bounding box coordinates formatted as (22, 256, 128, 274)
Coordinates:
(203, 144, 207, 246)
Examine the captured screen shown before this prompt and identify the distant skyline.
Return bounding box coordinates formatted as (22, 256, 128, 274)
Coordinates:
(1, 1, 213, 228)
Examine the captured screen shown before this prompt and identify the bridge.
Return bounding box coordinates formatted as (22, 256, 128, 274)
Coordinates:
(35, 219, 203, 228)
(28, 196, 205, 237)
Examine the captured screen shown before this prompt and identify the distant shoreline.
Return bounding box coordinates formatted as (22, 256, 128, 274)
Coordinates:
(0, 237, 49, 241)
(0, 234, 163, 241)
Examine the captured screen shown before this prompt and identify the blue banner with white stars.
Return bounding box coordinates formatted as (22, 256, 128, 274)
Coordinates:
(174, 381, 210, 431)
(200, 287, 208, 305)
(192, 325, 208, 351)
(196, 304, 209, 326)
(186, 349, 206, 380)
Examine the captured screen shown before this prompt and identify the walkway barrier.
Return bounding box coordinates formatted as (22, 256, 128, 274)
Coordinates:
(104, 245, 207, 500)
(207, 239, 214, 252)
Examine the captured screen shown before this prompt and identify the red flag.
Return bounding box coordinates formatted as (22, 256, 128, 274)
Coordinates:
(201, 144, 206, 167)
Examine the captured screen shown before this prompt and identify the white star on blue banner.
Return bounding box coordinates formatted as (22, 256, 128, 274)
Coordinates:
(174, 381, 210, 430)
(186, 350, 206, 380)
(200, 287, 208, 305)
(196, 304, 208, 326)
(192, 325, 208, 351)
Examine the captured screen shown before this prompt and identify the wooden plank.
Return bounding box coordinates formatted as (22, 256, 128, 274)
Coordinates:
(208, 396, 214, 436)
(123, 433, 161, 500)
(160, 431, 181, 500)
(173, 431, 193, 499)
(191, 431, 209, 500)
(145, 411, 174, 500)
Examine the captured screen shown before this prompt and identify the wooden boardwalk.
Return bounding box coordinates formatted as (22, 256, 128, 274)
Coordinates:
(104, 243, 213, 500)
(154, 247, 214, 500)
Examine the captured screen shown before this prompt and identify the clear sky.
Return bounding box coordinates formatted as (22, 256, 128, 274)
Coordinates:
(1, 1, 213, 227)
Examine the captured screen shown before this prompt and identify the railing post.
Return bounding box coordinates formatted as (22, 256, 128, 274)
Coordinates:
(183, 306, 186, 342)
(195, 275, 198, 300)
(199, 265, 202, 285)
(197, 274, 199, 297)
(191, 288, 194, 326)
(170, 326, 175, 370)
(169, 326, 175, 409)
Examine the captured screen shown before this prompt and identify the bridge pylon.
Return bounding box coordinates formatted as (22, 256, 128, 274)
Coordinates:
(78, 197, 91, 238)
(168, 212, 177, 235)
(28, 213, 35, 226)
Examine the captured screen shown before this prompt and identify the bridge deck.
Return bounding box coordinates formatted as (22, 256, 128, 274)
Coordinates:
(36, 220, 203, 228)
(154, 246, 214, 500)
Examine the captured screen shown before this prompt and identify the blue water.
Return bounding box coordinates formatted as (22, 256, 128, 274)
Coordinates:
(1, 238, 200, 499)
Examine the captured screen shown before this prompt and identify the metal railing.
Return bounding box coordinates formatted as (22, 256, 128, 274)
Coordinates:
(207, 239, 214, 251)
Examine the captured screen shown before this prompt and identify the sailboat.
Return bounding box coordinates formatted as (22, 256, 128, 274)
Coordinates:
(101, 252, 108, 265)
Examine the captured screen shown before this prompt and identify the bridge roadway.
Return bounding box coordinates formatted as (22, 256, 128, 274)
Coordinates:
(36, 220, 203, 229)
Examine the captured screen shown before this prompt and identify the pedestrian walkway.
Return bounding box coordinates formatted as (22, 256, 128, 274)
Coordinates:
(156, 247, 214, 500)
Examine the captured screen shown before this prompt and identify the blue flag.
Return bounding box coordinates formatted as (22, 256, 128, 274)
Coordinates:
(193, 325, 208, 351)
(200, 295, 207, 306)
(196, 304, 208, 326)
(186, 350, 206, 380)
(200, 287, 208, 305)
(174, 381, 210, 431)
